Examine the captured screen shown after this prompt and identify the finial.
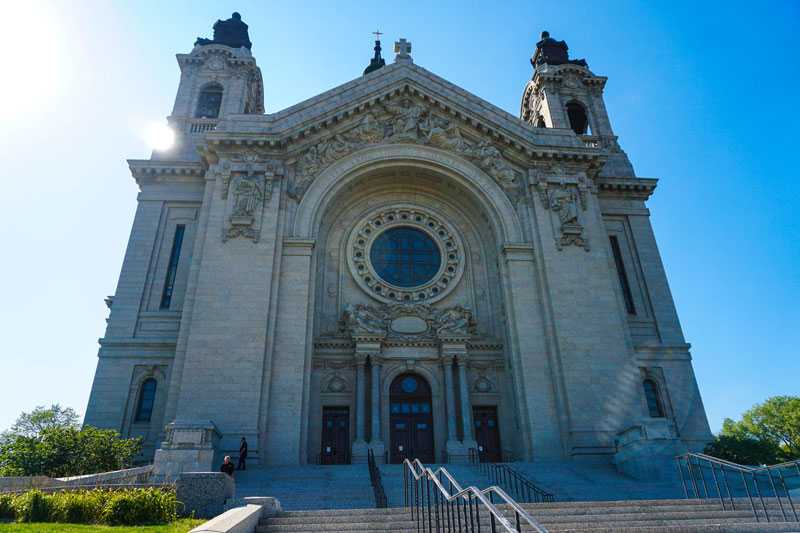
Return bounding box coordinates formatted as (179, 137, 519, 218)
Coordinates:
(394, 38, 412, 64)
(363, 30, 386, 75)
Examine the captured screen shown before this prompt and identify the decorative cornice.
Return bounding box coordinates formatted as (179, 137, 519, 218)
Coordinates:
(596, 176, 658, 200)
(128, 160, 207, 184)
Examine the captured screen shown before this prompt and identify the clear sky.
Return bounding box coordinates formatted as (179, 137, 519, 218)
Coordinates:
(0, 1, 797, 434)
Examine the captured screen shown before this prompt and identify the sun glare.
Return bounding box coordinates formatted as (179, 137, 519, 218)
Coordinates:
(144, 123, 176, 151)
(2, 3, 65, 122)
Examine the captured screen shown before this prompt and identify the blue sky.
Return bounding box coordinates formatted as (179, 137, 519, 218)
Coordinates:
(0, 1, 797, 434)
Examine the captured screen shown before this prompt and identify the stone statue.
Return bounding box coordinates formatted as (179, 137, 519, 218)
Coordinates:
(384, 99, 428, 141)
(549, 187, 580, 227)
(195, 12, 252, 50)
(231, 178, 261, 217)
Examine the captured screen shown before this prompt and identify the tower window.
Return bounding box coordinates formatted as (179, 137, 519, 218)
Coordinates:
(535, 115, 546, 128)
(195, 83, 223, 118)
(609, 235, 636, 315)
(134, 378, 157, 422)
(643, 379, 665, 418)
(566, 101, 590, 134)
(160, 225, 186, 310)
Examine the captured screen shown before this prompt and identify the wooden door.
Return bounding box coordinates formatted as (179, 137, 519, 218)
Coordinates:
(389, 374, 435, 463)
(320, 407, 350, 464)
(473, 406, 501, 463)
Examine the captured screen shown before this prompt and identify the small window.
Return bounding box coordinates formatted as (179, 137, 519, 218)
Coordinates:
(195, 83, 223, 119)
(643, 379, 665, 418)
(135, 378, 157, 422)
(566, 101, 590, 135)
(535, 115, 546, 128)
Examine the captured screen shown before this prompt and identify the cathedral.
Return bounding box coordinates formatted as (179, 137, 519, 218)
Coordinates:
(84, 13, 711, 477)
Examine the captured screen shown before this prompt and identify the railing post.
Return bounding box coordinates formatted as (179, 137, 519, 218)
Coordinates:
(676, 457, 689, 499)
(707, 461, 725, 509)
(765, 468, 787, 521)
(776, 468, 798, 522)
(751, 471, 770, 522)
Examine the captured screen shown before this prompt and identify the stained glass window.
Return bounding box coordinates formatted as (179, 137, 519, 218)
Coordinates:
(370, 227, 441, 288)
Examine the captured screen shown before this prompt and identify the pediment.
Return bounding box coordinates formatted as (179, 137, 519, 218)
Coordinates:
(207, 62, 599, 160)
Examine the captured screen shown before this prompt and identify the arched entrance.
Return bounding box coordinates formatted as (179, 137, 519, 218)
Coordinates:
(389, 373, 434, 463)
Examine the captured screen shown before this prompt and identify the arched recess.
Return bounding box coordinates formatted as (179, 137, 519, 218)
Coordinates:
(293, 144, 524, 244)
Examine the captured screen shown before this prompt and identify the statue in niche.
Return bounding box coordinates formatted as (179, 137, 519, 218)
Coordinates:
(434, 305, 474, 337)
(342, 303, 387, 335)
(549, 187, 580, 227)
(231, 177, 262, 218)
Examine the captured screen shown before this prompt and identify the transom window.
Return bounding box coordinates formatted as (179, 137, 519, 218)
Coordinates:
(370, 227, 441, 288)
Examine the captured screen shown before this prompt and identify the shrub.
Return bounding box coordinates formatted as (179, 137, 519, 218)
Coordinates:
(13, 490, 53, 523)
(50, 489, 107, 524)
(0, 493, 15, 520)
(102, 488, 177, 526)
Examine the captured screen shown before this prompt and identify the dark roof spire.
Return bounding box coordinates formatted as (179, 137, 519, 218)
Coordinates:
(363, 30, 386, 75)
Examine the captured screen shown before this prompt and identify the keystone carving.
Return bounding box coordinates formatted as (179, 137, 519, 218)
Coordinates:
(289, 97, 521, 201)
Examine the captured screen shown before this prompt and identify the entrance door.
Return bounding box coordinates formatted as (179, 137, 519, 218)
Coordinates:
(473, 406, 501, 463)
(320, 407, 350, 464)
(389, 374, 434, 463)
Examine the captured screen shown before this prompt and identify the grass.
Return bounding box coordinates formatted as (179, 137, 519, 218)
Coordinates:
(0, 518, 205, 532)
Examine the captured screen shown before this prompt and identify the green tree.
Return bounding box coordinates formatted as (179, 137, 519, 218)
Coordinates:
(7, 404, 79, 438)
(0, 406, 141, 477)
(705, 395, 800, 464)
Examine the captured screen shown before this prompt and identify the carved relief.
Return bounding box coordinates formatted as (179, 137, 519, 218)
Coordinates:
(220, 157, 280, 243)
(532, 164, 591, 251)
(288, 97, 521, 201)
(340, 302, 476, 342)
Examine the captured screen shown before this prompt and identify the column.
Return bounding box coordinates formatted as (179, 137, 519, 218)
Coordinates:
(355, 356, 366, 443)
(457, 357, 476, 444)
(442, 357, 458, 442)
(370, 358, 382, 442)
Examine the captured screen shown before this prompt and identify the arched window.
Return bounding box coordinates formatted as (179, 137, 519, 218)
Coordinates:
(195, 83, 223, 118)
(643, 379, 665, 418)
(566, 101, 590, 135)
(134, 378, 157, 422)
(535, 115, 546, 128)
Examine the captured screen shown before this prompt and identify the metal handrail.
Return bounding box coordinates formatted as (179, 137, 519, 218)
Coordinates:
(676, 452, 799, 523)
(469, 448, 555, 503)
(367, 448, 388, 508)
(403, 458, 549, 533)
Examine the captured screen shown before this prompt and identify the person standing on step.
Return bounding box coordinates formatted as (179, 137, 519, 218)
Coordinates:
(220, 456, 235, 477)
(237, 436, 248, 470)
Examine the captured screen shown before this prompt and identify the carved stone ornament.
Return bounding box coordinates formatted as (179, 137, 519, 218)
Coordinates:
(219, 158, 278, 242)
(531, 165, 591, 251)
(346, 205, 464, 304)
(340, 302, 476, 342)
(288, 97, 521, 201)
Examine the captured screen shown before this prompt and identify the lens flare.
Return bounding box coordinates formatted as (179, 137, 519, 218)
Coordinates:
(144, 123, 175, 151)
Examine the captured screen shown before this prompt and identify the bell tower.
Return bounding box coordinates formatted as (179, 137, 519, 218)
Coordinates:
(520, 31, 634, 177)
(160, 12, 264, 161)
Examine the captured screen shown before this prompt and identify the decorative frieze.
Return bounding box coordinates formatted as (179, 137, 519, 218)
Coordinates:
(340, 302, 476, 343)
(288, 96, 521, 201)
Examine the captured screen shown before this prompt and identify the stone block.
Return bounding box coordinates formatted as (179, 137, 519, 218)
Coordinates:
(188, 503, 262, 533)
(614, 419, 686, 481)
(176, 472, 235, 519)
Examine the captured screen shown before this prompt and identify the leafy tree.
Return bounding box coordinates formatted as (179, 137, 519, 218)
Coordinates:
(0, 406, 141, 477)
(7, 404, 79, 438)
(704, 395, 800, 464)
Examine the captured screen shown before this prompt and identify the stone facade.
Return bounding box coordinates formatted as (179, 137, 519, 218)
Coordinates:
(84, 18, 711, 471)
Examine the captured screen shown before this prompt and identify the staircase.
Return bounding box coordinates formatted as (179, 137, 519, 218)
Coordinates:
(257, 499, 800, 532)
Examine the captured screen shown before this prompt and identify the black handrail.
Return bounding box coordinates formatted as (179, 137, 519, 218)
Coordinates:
(403, 457, 549, 533)
(368, 448, 388, 508)
(676, 452, 799, 523)
(468, 447, 555, 503)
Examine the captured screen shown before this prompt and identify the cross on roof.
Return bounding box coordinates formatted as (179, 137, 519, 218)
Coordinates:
(372, 29, 383, 41)
(394, 38, 412, 62)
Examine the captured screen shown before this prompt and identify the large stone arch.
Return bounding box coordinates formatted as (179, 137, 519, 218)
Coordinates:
(293, 144, 524, 244)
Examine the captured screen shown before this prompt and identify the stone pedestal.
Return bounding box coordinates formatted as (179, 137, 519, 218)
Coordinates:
(351, 440, 369, 464)
(613, 419, 686, 481)
(152, 419, 220, 481)
(175, 471, 234, 518)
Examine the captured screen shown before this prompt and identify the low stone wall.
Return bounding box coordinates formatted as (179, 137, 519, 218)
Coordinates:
(176, 472, 235, 518)
(189, 504, 265, 533)
(0, 476, 57, 492)
(57, 465, 154, 486)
